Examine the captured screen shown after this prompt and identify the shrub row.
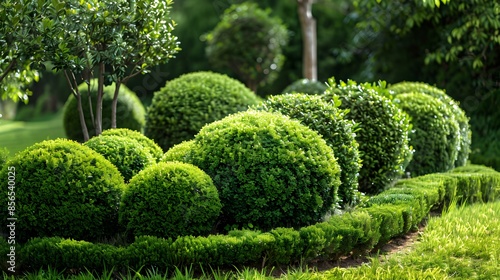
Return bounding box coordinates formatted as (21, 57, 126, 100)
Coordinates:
(4, 166, 499, 273)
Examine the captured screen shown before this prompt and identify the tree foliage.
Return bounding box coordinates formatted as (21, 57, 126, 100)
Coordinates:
(205, 2, 288, 92)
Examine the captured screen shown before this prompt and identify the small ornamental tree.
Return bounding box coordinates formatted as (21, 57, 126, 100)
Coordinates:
(205, 2, 288, 92)
(38, 0, 180, 141)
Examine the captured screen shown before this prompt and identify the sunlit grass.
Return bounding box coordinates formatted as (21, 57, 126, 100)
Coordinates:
(0, 111, 65, 156)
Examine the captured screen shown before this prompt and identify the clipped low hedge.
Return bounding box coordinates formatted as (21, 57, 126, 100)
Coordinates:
(5, 166, 499, 273)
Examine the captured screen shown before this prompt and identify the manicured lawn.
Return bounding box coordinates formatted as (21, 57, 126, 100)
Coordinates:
(0, 112, 66, 157)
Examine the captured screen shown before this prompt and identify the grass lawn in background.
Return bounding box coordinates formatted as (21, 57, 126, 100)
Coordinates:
(0, 112, 66, 157)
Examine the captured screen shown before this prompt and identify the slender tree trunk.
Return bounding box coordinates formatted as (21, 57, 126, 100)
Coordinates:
(0, 60, 16, 84)
(95, 62, 105, 135)
(64, 70, 90, 141)
(111, 81, 121, 128)
(298, 0, 317, 81)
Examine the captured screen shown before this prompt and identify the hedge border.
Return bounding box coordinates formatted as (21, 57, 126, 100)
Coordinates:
(3, 165, 500, 273)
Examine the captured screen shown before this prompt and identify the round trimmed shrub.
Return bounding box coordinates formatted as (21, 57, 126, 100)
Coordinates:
(389, 81, 471, 167)
(144, 71, 261, 151)
(161, 140, 196, 163)
(84, 135, 155, 183)
(63, 80, 145, 142)
(393, 93, 460, 176)
(253, 93, 361, 206)
(323, 79, 413, 194)
(0, 139, 125, 242)
(180, 110, 341, 230)
(282, 79, 327, 95)
(119, 162, 222, 239)
(101, 128, 163, 162)
(0, 147, 8, 172)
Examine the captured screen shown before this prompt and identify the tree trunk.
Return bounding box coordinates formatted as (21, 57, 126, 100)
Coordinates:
(95, 62, 105, 135)
(111, 81, 121, 128)
(64, 70, 90, 141)
(297, 0, 317, 81)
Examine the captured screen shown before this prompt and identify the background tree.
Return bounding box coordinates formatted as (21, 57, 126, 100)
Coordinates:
(205, 2, 288, 92)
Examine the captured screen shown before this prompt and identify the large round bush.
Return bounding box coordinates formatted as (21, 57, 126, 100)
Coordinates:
(323, 79, 413, 194)
(0, 139, 125, 242)
(101, 128, 163, 162)
(63, 80, 145, 142)
(144, 71, 261, 151)
(178, 110, 341, 231)
(282, 79, 327, 95)
(84, 135, 155, 183)
(119, 162, 221, 239)
(393, 93, 460, 176)
(389, 81, 471, 167)
(253, 93, 361, 206)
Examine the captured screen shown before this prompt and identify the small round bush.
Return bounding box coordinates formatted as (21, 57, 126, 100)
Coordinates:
(0, 139, 125, 242)
(119, 162, 222, 239)
(101, 128, 163, 162)
(389, 81, 471, 167)
(282, 79, 327, 95)
(161, 140, 196, 163)
(393, 93, 461, 176)
(63, 80, 145, 142)
(253, 93, 361, 206)
(84, 135, 155, 183)
(180, 110, 341, 230)
(144, 71, 261, 151)
(323, 79, 413, 194)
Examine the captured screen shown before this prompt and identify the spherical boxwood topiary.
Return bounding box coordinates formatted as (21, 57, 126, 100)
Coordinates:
(389, 81, 471, 167)
(161, 140, 196, 163)
(393, 93, 460, 176)
(144, 71, 261, 151)
(63, 80, 146, 142)
(119, 162, 222, 239)
(282, 79, 327, 95)
(0, 147, 8, 173)
(323, 79, 413, 194)
(253, 93, 361, 207)
(180, 110, 341, 231)
(0, 139, 126, 242)
(84, 135, 155, 183)
(101, 128, 163, 162)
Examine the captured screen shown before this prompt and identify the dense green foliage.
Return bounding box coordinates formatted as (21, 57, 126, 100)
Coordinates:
(253, 93, 361, 206)
(389, 81, 471, 167)
(0, 139, 125, 242)
(84, 135, 154, 183)
(119, 162, 221, 239)
(63, 80, 145, 142)
(144, 71, 260, 151)
(205, 2, 288, 91)
(6, 166, 499, 273)
(323, 79, 413, 194)
(176, 110, 341, 230)
(0, 147, 8, 172)
(101, 128, 163, 162)
(281, 79, 327, 95)
(393, 93, 460, 176)
(161, 140, 195, 163)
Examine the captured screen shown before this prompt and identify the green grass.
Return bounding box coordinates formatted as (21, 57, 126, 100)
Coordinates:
(0, 112, 66, 156)
(5, 201, 500, 279)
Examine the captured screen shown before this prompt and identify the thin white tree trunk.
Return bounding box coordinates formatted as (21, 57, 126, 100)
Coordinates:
(298, 0, 317, 81)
